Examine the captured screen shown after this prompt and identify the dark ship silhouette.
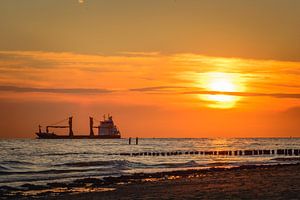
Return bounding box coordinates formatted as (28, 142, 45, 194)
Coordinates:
(36, 115, 121, 139)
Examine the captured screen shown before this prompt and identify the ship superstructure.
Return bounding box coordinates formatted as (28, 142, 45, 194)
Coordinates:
(99, 115, 120, 136)
(36, 115, 121, 139)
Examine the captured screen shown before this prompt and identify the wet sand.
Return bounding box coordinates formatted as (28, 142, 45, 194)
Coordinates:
(14, 163, 296, 200)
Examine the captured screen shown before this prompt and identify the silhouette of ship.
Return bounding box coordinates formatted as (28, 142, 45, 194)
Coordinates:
(36, 115, 121, 139)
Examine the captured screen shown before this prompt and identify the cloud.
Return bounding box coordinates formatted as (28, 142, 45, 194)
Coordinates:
(0, 85, 113, 94)
(0, 51, 161, 70)
(120, 52, 161, 57)
(130, 86, 191, 92)
(0, 50, 166, 90)
(1, 84, 297, 100)
(1, 50, 300, 101)
(131, 86, 300, 99)
(181, 90, 300, 99)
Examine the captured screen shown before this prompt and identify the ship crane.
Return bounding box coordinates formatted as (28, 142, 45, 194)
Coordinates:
(44, 117, 73, 136)
(89, 116, 100, 137)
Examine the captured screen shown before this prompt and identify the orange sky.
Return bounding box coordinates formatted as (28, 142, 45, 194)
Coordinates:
(0, 1, 299, 138)
(0, 51, 300, 138)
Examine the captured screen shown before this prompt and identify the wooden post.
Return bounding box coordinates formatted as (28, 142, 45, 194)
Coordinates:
(244, 150, 253, 155)
(263, 150, 270, 155)
(129, 137, 131, 145)
(136, 137, 138, 145)
(277, 149, 284, 155)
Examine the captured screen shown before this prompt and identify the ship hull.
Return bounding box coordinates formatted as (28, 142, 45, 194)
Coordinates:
(36, 133, 121, 139)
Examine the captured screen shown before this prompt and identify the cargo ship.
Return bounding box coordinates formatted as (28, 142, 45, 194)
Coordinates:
(36, 115, 121, 139)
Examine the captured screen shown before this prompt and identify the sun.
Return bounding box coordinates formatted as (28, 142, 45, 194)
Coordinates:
(199, 72, 245, 109)
(208, 77, 236, 92)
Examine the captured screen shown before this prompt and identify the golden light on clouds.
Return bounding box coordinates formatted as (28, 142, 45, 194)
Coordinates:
(198, 72, 246, 109)
(1, 51, 300, 138)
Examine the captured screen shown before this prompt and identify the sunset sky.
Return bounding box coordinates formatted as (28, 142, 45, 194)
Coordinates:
(0, 0, 300, 138)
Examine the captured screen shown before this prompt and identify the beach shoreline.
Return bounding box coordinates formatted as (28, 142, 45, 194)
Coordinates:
(2, 162, 300, 199)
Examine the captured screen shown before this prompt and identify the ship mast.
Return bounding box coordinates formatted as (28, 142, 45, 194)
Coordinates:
(89, 117, 94, 136)
(68, 117, 73, 136)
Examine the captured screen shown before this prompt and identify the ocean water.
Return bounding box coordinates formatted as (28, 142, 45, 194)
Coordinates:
(0, 138, 300, 187)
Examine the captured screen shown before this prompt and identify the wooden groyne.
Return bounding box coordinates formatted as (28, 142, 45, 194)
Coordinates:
(111, 149, 300, 157)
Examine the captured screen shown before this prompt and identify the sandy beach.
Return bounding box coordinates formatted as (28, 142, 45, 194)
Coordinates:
(54, 164, 300, 200)
(4, 163, 298, 200)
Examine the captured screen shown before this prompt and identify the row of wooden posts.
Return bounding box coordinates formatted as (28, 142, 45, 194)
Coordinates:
(116, 149, 300, 157)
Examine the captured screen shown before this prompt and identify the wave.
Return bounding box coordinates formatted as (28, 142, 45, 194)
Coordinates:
(0, 167, 108, 176)
(0, 160, 34, 172)
(58, 160, 203, 170)
(206, 162, 235, 167)
(271, 157, 300, 162)
(152, 161, 241, 168)
(57, 160, 144, 169)
(40, 152, 101, 156)
(0, 164, 9, 170)
(152, 160, 201, 168)
(0, 160, 34, 166)
(0, 160, 145, 176)
(57, 160, 242, 170)
(3, 158, 296, 180)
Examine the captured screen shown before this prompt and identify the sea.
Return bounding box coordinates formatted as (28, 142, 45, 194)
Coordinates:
(0, 138, 300, 188)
